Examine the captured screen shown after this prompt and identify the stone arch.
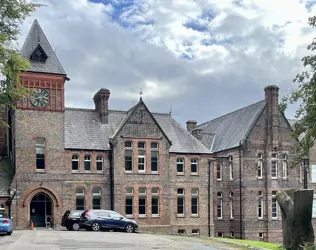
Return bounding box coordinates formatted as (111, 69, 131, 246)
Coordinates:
(21, 186, 61, 208)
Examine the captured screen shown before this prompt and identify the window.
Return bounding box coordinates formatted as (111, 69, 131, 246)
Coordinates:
(139, 187, 147, 216)
(191, 158, 198, 174)
(151, 143, 158, 173)
(36, 137, 45, 170)
(125, 187, 133, 216)
(312, 165, 316, 182)
(259, 233, 264, 241)
(258, 153, 263, 178)
(230, 231, 235, 238)
(84, 155, 91, 171)
(272, 191, 277, 218)
(96, 156, 103, 171)
(271, 154, 277, 178)
(217, 192, 222, 219)
(217, 232, 223, 237)
(192, 229, 200, 235)
(76, 187, 85, 210)
(177, 158, 184, 174)
(191, 188, 199, 216)
(138, 142, 146, 172)
(313, 194, 316, 218)
(0, 204, 4, 211)
(258, 191, 263, 219)
(216, 163, 222, 180)
(282, 154, 287, 179)
(93, 187, 101, 209)
(177, 188, 185, 216)
(72, 154, 79, 171)
(125, 141, 133, 172)
(228, 156, 233, 180)
(229, 192, 234, 219)
(178, 229, 186, 235)
(151, 187, 159, 216)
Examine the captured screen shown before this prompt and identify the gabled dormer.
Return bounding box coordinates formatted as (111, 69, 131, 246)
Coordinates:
(29, 44, 48, 63)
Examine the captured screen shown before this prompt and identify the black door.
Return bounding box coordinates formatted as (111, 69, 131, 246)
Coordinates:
(30, 193, 52, 227)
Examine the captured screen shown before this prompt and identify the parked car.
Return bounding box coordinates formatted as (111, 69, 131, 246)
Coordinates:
(0, 212, 13, 235)
(80, 209, 138, 233)
(61, 210, 84, 231)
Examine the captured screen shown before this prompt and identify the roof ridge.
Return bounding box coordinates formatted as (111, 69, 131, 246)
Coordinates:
(195, 99, 265, 129)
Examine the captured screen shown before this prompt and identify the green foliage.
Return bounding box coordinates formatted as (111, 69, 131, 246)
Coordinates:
(0, 0, 42, 127)
(281, 16, 316, 162)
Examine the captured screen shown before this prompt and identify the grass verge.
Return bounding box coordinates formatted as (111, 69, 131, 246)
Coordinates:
(215, 237, 282, 250)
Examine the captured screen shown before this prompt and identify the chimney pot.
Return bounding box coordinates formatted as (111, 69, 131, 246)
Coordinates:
(186, 120, 197, 132)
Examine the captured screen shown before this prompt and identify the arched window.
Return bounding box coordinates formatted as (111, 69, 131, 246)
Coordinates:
(75, 187, 85, 210)
(138, 142, 146, 172)
(125, 187, 134, 216)
(228, 155, 233, 180)
(177, 158, 184, 174)
(72, 155, 79, 171)
(191, 158, 198, 175)
(177, 188, 185, 216)
(125, 141, 133, 172)
(191, 188, 199, 216)
(282, 154, 288, 179)
(84, 155, 91, 171)
(96, 156, 103, 171)
(151, 142, 159, 173)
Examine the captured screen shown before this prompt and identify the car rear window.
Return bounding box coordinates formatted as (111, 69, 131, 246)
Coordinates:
(0, 212, 8, 218)
(70, 211, 82, 217)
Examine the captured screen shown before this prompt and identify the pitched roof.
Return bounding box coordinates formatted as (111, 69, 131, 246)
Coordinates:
(20, 19, 67, 76)
(0, 159, 12, 197)
(64, 108, 211, 154)
(194, 100, 266, 153)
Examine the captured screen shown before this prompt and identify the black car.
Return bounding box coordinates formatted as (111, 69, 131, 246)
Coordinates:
(61, 210, 84, 231)
(80, 209, 138, 233)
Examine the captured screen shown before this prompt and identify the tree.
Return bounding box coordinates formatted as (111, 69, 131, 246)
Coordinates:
(281, 16, 316, 162)
(0, 0, 42, 127)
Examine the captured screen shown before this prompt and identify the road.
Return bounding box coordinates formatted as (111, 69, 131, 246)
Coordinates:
(0, 229, 245, 250)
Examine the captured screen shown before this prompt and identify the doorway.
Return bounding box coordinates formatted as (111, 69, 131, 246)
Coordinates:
(30, 193, 52, 227)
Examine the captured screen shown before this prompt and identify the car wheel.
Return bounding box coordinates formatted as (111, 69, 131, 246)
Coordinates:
(7, 231, 12, 235)
(91, 222, 101, 232)
(72, 223, 80, 231)
(125, 224, 134, 233)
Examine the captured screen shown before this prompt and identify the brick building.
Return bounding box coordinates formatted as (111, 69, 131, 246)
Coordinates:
(0, 19, 303, 242)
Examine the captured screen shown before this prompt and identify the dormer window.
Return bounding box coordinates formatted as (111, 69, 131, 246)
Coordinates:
(29, 44, 48, 62)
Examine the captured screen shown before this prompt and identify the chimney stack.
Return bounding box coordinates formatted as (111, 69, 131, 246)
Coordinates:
(186, 120, 197, 132)
(93, 88, 110, 124)
(264, 85, 279, 115)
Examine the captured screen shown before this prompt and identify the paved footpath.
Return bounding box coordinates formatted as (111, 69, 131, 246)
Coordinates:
(0, 229, 245, 250)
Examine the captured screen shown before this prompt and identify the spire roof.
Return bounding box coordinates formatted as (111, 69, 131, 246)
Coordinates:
(20, 19, 67, 76)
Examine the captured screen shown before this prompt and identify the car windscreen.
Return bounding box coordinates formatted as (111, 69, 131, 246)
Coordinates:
(0, 212, 9, 218)
(70, 211, 82, 217)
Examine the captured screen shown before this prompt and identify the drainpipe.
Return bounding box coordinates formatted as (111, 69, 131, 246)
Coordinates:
(208, 159, 211, 237)
(108, 142, 114, 210)
(239, 140, 243, 239)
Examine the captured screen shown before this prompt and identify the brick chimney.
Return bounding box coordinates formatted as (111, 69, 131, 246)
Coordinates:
(93, 88, 110, 124)
(186, 120, 197, 132)
(264, 85, 280, 150)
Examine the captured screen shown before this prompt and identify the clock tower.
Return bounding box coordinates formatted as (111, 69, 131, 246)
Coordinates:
(17, 19, 69, 112)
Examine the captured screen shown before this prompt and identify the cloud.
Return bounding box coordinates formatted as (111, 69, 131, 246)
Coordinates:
(18, 0, 316, 126)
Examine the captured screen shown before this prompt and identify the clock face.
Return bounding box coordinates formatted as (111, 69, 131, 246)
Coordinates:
(30, 89, 50, 107)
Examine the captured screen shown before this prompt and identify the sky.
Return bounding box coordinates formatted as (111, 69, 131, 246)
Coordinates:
(18, 0, 316, 126)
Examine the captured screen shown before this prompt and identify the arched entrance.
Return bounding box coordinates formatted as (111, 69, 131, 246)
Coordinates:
(30, 193, 52, 227)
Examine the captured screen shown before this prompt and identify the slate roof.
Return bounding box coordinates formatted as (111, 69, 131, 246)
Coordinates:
(0, 159, 12, 197)
(64, 108, 211, 154)
(20, 19, 67, 75)
(194, 100, 266, 153)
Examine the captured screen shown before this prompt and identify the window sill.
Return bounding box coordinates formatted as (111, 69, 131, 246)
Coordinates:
(36, 169, 46, 173)
(125, 171, 133, 174)
(216, 179, 222, 182)
(72, 170, 79, 173)
(177, 215, 185, 218)
(191, 215, 199, 218)
(177, 173, 185, 176)
(151, 172, 159, 175)
(151, 215, 160, 218)
(138, 215, 147, 218)
(258, 218, 264, 220)
(271, 218, 278, 220)
(229, 218, 234, 220)
(190, 173, 199, 176)
(271, 177, 278, 180)
(257, 177, 263, 180)
(229, 179, 233, 181)
(126, 215, 134, 219)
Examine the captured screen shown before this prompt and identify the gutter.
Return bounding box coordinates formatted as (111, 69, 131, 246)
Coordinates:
(239, 140, 243, 239)
(108, 142, 114, 210)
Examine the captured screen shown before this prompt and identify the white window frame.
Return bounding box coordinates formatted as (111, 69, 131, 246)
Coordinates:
(191, 188, 199, 216)
(258, 191, 263, 219)
(84, 155, 91, 171)
(271, 154, 278, 179)
(312, 164, 316, 183)
(313, 194, 316, 218)
(229, 192, 234, 219)
(138, 187, 147, 217)
(151, 187, 159, 217)
(271, 191, 278, 219)
(258, 153, 263, 179)
(282, 154, 288, 179)
(217, 192, 222, 219)
(190, 158, 198, 175)
(125, 187, 134, 217)
(177, 158, 184, 175)
(216, 163, 222, 181)
(150, 143, 159, 173)
(177, 188, 185, 216)
(228, 156, 233, 180)
(96, 155, 103, 171)
(138, 154, 146, 172)
(72, 154, 79, 172)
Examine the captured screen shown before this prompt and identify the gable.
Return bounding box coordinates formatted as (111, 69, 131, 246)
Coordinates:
(113, 100, 171, 144)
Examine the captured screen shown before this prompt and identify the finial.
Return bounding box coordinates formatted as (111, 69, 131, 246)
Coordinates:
(139, 88, 143, 100)
(169, 106, 172, 115)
